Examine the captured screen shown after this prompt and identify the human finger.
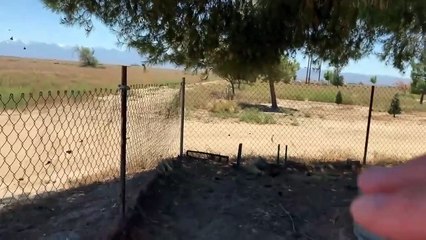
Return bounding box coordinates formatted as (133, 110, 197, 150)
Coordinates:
(351, 186, 426, 240)
(358, 155, 426, 194)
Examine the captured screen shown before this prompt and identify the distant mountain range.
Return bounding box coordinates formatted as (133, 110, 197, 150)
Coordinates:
(0, 40, 175, 68)
(0, 40, 410, 86)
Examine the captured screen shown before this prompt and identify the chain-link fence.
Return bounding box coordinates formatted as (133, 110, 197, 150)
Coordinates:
(1, 69, 425, 216)
(0, 70, 181, 211)
(184, 81, 426, 163)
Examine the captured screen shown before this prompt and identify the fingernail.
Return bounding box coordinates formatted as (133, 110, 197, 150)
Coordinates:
(351, 194, 389, 217)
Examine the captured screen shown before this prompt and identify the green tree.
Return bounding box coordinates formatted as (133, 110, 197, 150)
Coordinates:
(259, 56, 300, 109)
(388, 94, 402, 117)
(416, 80, 426, 104)
(75, 46, 98, 67)
(44, 0, 426, 98)
(335, 91, 343, 104)
(370, 76, 377, 85)
(324, 68, 344, 87)
(411, 58, 426, 103)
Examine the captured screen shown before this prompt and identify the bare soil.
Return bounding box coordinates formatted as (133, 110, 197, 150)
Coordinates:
(186, 99, 426, 161)
(113, 157, 360, 240)
(0, 87, 180, 205)
(0, 169, 157, 240)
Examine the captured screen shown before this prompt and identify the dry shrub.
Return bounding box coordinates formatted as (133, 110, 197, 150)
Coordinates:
(210, 100, 239, 113)
(395, 80, 409, 94)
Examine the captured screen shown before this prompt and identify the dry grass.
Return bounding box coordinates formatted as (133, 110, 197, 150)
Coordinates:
(0, 56, 206, 96)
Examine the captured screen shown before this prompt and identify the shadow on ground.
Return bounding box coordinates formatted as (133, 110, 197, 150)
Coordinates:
(0, 169, 157, 240)
(113, 157, 361, 240)
(238, 103, 299, 114)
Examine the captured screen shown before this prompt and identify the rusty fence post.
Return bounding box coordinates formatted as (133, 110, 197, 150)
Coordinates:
(363, 86, 375, 165)
(120, 66, 129, 219)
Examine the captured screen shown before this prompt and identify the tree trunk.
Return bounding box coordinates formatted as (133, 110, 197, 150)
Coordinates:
(308, 56, 313, 84)
(305, 56, 311, 84)
(237, 80, 241, 90)
(318, 62, 322, 82)
(420, 91, 424, 104)
(269, 79, 278, 110)
(230, 82, 235, 100)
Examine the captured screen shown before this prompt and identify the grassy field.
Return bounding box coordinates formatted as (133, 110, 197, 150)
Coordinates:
(0, 56, 204, 96)
(1, 56, 423, 112)
(186, 81, 426, 114)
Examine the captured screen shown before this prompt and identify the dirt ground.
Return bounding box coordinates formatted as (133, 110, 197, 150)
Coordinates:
(0, 169, 158, 240)
(112, 157, 360, 240)
(186, 99, 426, 161)
(0, 87, 180, 205)
(1, 89, 424, 207)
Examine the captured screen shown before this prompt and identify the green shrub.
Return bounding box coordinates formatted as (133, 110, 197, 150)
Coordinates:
(335, 91, 343, 104)
(75, 46, 99, 67)
(388, 93, 402, 117)
(239, 108, 276, 124)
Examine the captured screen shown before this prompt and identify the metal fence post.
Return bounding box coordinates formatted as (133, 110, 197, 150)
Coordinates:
(276, 144, 281, 165)
(363, 86, 375, 165)
(237, 143, 243, 167)
(119, 66, 128, 219)
(285, 145, 288, 165)
(179, 77, 186, 159)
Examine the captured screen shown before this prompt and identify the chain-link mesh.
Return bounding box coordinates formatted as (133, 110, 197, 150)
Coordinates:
(368, 87, 426, 161)
(127, 84, 181, 173)
(0, 83, 181, 208)
(0, 90, 121, 206)
(184, 81, 426, 162)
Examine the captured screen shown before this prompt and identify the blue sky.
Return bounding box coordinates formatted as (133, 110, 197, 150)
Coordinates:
(0, 0, 410, 78)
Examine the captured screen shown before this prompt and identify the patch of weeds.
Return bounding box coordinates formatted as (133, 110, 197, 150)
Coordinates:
(304, 112, 312, 118)
(239, 108, 276, 124)
(290, 118, 300, 126)
(210, 100, 240, 119)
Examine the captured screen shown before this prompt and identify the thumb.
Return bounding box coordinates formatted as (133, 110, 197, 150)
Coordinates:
(351, 187, 426, 240)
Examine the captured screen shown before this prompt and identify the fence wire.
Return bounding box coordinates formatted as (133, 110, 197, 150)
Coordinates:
(0, 83, 181, 208)
(184, 81, 426, 162)
(127, 84, 181, 173)
(1, 77, 425, 209)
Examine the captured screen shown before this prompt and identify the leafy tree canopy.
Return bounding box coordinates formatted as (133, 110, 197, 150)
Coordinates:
(411, 58, 426, 94)
(324, 68, 344, 87)
(75, 46, 98, 67)
(43, 0, 426, 73)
